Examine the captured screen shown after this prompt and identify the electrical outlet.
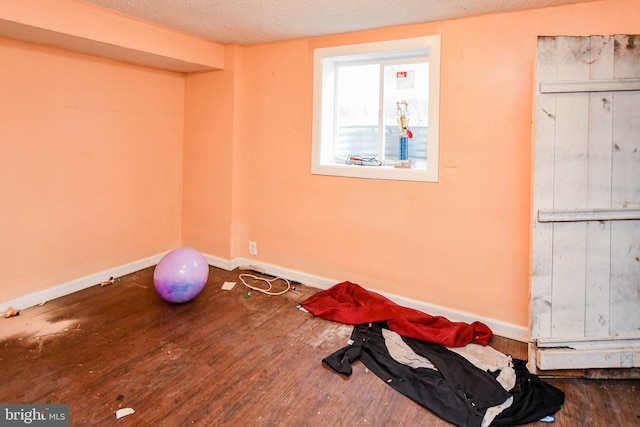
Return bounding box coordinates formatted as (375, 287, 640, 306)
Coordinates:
(249, 241, 258, 256)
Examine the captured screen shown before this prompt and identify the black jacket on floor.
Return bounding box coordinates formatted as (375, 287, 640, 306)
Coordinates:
(322, 323, 564, 427)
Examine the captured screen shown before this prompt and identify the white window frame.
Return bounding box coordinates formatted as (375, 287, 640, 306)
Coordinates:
(312, 35, 441, 182)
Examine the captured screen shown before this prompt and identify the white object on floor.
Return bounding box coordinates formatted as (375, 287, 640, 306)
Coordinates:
(221, 282, 236, 290)
(115, 408, 135, 419)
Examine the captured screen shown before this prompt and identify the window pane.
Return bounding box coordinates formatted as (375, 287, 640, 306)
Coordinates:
(312, 35, 440, 182)
(335, 64, 380, 161)
(383, 63, 429, 162)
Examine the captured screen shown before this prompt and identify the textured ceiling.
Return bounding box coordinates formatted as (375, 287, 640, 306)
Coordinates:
(82, 0, 595, 45)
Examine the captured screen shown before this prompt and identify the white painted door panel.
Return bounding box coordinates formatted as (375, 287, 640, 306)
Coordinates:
(531, 35, 640, 370)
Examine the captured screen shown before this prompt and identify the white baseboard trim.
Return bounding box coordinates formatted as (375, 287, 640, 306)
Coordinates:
(1, 252, 528, 343)
(0, 252, 167, 314)
(202, 254, 236, 271)
(230, 257, 338, 289)
(222, 257, 529, 343)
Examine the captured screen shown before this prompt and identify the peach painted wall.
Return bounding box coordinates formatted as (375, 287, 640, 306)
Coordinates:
(0, 37, 184, 302)
(231, 0, 640, 329)
(182, 45, 244, 258)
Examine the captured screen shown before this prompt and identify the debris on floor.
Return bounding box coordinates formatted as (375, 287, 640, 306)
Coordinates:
(221, 281, 236, 290)
(4, 306, 19, 318)
(115, 407, 135, 419)
(100, 277, 118, 287)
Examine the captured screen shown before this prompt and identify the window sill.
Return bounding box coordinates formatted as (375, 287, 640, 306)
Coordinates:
(312, 162, 437, 182)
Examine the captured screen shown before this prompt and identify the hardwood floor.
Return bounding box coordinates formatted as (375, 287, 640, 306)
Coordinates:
(1, 266, 639, 426)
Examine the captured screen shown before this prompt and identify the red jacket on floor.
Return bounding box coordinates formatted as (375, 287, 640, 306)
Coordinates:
(301, 281, 492, 347)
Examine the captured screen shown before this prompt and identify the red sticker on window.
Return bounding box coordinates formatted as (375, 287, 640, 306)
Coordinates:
(396, 71, 407, 78)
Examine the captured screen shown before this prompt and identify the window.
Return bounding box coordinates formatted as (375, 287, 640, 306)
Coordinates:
(312, 36, 441, 182)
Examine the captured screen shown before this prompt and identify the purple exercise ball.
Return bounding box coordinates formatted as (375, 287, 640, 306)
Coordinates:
(153, 247, 209, 303)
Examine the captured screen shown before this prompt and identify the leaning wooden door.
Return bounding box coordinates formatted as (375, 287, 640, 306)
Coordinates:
(530, 35, 640, 371)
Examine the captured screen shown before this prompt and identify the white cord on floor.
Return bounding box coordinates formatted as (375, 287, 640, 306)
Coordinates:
(239, 273, 291, 296)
